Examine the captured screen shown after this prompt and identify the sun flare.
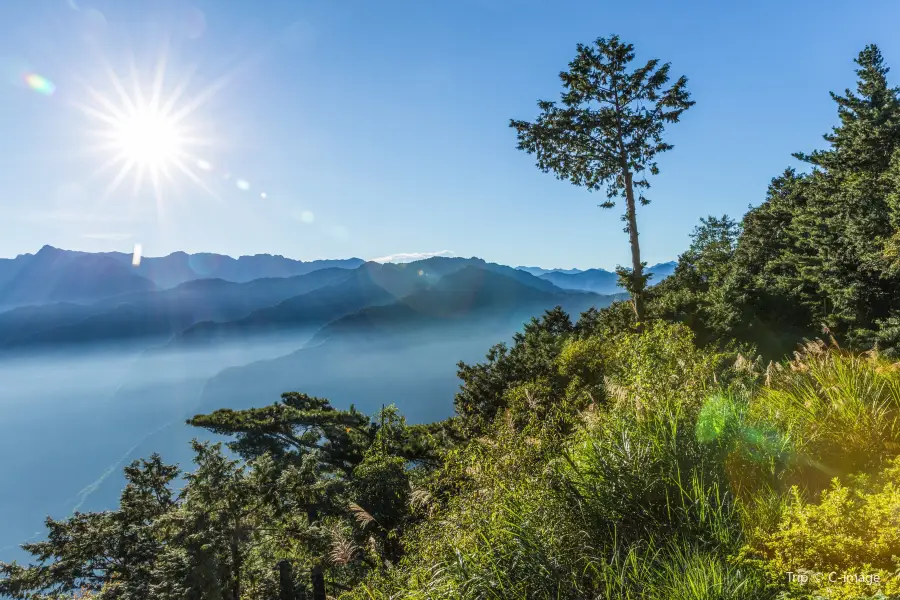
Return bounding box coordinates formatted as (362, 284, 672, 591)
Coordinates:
(111, 107, 184, 169)
(75, 55, 228, 209)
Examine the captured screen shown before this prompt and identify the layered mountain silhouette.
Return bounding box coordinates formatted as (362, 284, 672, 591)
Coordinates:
(0, 246, 677, 308)
(165, 259, 581, 349)
(0, 247, 672, 355)
(0, 255, 621, 353)
(0, 246, 364, 307)
(515, 266, 584, 277)
(194, 267, 618, 422)
(531, 261, 677, 294)
(103, 250, 364, 287)
(0, 246, 155, 307)
(309, 265, 601, 345)
(165, 262, 427, 349)
(0, 267, 354, 349)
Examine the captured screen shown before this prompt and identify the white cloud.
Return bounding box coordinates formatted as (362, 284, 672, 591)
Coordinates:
(370, 250, 455, 263)
(81, 232, 133, 241)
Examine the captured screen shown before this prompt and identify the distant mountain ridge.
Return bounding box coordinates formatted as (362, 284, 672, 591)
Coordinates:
(308, 265, 602, 346)
(0, 256, 618, 353)
(0, 246, 155, 307)
(515, 266, 584, 277)
(0, 246, 676, 312)
(528, 261, 677, 294)
(0, 267, 354, 350)
(105, 250, 365, 287)
(165, 258, 584, 349)
(0, 246, 365, 307)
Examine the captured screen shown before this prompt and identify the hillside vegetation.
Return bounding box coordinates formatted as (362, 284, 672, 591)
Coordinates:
(5, 42, 900, 600)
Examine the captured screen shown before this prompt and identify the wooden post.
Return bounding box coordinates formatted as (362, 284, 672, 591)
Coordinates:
(278, 560, 294, 600)
(310, 565, 326, 600)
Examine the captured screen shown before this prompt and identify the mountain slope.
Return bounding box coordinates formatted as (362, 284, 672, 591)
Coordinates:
(166, 258, 568, 348)
(166, 261, 430, 348)
(538, 261, 677, 294)
(0, 246, 155, 307)
(101, 249, 364, 287)
(0, 267, 354, 350)
(539, 269, 619, 294)
(195, 268, 616, 423)
(310, 265, 582, 344)
(396, 256, 564, 293)
(0, 256, 26, 289)
(516, 266, 583, 277)
(0, 246, 364, 296)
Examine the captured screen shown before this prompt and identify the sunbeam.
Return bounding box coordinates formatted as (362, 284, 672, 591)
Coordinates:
(73, 50, 223, 213)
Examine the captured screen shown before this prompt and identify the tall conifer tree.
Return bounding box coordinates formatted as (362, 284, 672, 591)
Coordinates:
(511, 35, 694, 323)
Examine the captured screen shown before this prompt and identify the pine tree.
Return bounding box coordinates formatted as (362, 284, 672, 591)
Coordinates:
(795, 44, 900, 173)
(789, 45, 900, 343)
(0, 455, 178, 600)
(150, 442, 252, 600)
(187, 392, 374, 477)
(511, 35, 694, 324)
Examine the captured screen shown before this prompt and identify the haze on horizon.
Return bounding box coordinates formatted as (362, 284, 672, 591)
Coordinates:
(2, 0, 899, 270)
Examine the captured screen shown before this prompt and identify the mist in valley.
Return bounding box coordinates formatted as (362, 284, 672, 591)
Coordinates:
(0, 321, 509, 564)
(0, 334, 313, 562)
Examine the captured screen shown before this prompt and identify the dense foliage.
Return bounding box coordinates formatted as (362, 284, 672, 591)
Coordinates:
(6, 39, 900, 600)
(653, 44, 900, 361)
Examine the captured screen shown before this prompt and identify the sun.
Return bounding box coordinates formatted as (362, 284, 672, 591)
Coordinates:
(111, 106, 184, 169)
(74, 55, 228, 207)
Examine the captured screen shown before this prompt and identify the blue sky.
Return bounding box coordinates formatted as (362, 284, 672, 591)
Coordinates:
(1, 0, 899, 270)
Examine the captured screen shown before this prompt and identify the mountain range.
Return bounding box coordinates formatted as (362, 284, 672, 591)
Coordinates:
(526, 262, 677, 294)
(515, 266, 585, 277)
(0, 247, 676, 310)
(0, 245, 365, 307)
(0, 247, 677, 360)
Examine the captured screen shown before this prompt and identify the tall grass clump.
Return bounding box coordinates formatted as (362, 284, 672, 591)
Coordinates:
(750, 341, 900, 493)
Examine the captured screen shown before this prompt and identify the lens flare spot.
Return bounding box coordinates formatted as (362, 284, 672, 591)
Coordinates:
(236, 179, 250, 191)
(132, 243, 143, 267)
(260, 192, 267, 199)
(197, 159, 212, 171)
(24, 73, 55, 96)
(300, 210, 314, 223)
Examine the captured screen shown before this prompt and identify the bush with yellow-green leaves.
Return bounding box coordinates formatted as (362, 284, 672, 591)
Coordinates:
(742, 456, 900, 599)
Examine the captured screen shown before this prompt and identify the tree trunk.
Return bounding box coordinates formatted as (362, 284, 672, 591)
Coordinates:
(230, 516, 242, 600)
(310, 565, 326, 600)
(622, 169, 645, 325)
(278, 560, 294, 600)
